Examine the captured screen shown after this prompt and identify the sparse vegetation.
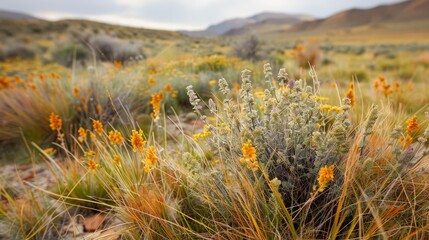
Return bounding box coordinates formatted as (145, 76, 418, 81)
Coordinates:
(1, 3, 429, 239)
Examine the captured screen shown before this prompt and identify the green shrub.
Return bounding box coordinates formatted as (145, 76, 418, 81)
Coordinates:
(52, 44, 90, 67)
(4, 44, 35, 59)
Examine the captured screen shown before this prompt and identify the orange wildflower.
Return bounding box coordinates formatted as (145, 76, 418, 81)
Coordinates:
(150, 91, 164, 122)
(73, 87, 80, 97)
(405, 116, 419, 135)
(113, 155, 120, 165)
(149, 68, 157, 75)
(93, 120, 103, 135)
(78, 127, 87, 142)
(148, 78, 156, 85)
(239, 140, 259, 170)
(88, 159, 98, 171)
(49, 112, 62, 131)
(164, 84, 173, 92)
(399, 134, 413, 148)
(344, 82, 355, 107)
(143, 146, 158, 173)
(108, 130, 124, 145)
(130, 129, 146, 152)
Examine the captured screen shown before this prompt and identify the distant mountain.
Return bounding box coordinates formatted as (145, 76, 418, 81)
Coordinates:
(0, 9, 39, 20)
(181, 12, 314, 37)
(288, 0, 429, 32)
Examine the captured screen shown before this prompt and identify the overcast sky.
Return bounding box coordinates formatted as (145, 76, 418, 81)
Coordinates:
(1, 0, 405, 30)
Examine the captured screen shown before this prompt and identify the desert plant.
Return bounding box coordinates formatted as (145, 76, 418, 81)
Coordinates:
(232, 35, 261, 61)
(52, 44, 90, 67)
(3, 43, 35, 60)
(89, 35, 143, 62)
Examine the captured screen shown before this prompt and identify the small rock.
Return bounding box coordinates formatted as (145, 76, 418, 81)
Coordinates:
(83, 213, 107, 232)
(20, 172, 34, 181)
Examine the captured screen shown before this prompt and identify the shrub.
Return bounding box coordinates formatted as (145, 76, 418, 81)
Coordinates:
(232, 35, 261, 61)
(52, 44, 90, 67)
(89, 35, 144, 62)
(186, 64, 429, 238)
(4, 44, 35, 59)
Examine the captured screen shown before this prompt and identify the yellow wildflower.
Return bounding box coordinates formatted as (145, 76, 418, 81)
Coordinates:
(93, 120, 103, 135)
(50, 72, 60, 79)
(317, 165, 335, 192)
(399, 134, 413, 148)
(148, 78, 156, 85)
(209, 80, 217, 86)
(88, 159, 98, 171)
(319, 105, 343, 114)
(150, 91, 164, 122)
(113, 154, 120, 165)
(108, 130, 124, 145)
(310, 96, 329, 101)
(149, 68, 157, 75)
(130, 129, 146, 152)
(96, 104, 102, 113)
(85, 150, 96, 157)
(49, 112, 62, 131)
(113, 61, 123, 69)
(73, 87, 80, 97)
(240, 140, 259, 171)
(43, 148, 56, 155)
(143, 146, 157, 173)
(164, 84, 173, 92)
(78, 127, 87, 142)
(193, 125, 211, 141)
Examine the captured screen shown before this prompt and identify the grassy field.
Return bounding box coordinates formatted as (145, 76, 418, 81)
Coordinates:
(0, 19, 429, 239)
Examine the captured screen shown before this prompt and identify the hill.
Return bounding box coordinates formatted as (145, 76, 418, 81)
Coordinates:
(181, 12, 313, 37)
(289, 0, 429, 32)
(0, 9, 39, 20)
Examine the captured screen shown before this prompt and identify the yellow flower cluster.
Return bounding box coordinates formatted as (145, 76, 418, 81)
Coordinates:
(49, 112, 62, 131)
(319, 104, 343, 114)
(239, 140, 259, 171)
(130, 129, 146, 152)
(143, 146, 158, 173)
(310, 96, 329, 101)
(93, 120, 103, 135)
(43, 148, 56, 155)
(317, 165, 335, 192)
(88, 159, 98, 171)
(108, 130, 124, 145)
(78, 127, 87, 142)
(193, 125, 211, 141)
(209, 80, 217, 86)
(150, 91, 164, 122)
